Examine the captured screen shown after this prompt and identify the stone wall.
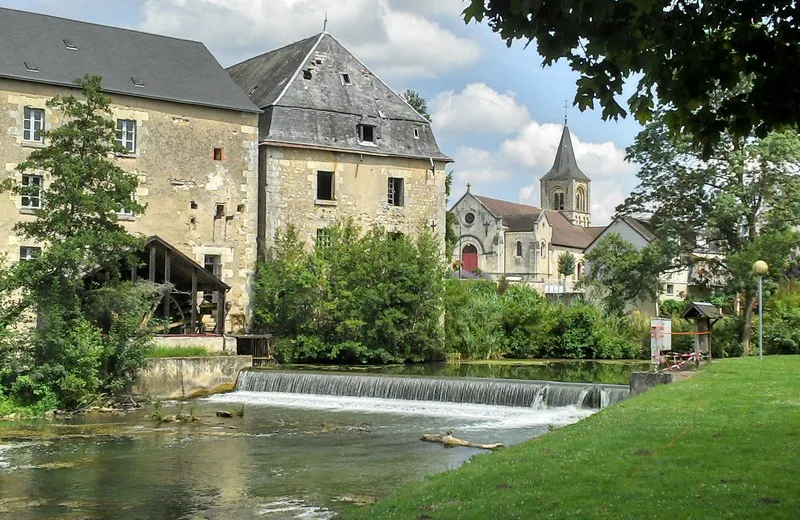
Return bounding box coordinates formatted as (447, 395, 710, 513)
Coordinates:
(132, 356, 252, 399)
(0, 78, 259, 331)
(261, 145, 447, 253)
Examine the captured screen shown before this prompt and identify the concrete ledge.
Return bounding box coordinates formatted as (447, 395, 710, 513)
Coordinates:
(630, 372, 674, 397)
(154, 335, 231, 353)
(133, 356, 252, 399)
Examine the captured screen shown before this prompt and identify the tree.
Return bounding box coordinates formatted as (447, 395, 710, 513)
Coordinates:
(583, 234, 670, 316)
(619, 111, 800, 351)
(0, 75, 155, 408)
(557, 252, 577, 280)
(462, 1, 800, 152)
(401, 89, 431, 121)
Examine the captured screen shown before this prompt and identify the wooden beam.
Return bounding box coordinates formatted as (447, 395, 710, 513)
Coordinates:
(163, 249, 171, 321)
(190, 269, 198, 334)
(148, 245, 156, 283)
(216, 290, 226, 334)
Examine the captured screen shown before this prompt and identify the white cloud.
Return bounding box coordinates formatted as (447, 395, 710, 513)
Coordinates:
(438, 84, 637, 225)
(137, 0, 479, 80)
(431, 83, 531, 138)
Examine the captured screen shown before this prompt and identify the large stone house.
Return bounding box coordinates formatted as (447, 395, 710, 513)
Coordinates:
(227, 33, 451, 257)
(0, 8, 261, 333)
(450, 124, 604, 293)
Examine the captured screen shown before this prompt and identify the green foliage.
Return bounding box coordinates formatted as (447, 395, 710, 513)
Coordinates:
(659, 299, 687, 317)
(254, 221, 446, 364)
(145, 346, 211, 358)
(583, 233, 669, 315)
(763, 281, 800, 355)
(557, 252, 576, 279)
(621, 115, 800, 350)
(400, 89, 431, 121)
(462, 1, 800, 152)
(0, 76, 155, 412)
(444, 281, 643, 360)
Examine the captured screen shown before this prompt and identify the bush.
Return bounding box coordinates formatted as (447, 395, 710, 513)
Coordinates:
(763, 280, 800, 354)
(254, 222, 446, 364)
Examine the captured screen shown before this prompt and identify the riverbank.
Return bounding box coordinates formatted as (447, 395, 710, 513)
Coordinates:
(351, 356, 800, 519)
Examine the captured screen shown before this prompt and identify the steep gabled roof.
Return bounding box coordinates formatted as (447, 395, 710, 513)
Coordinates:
(543, 210, 600, 249)
(621, 216, 658, 242)
(474, 195, 541, 217)
(0, 8, 259, 113)
(227, 34, 321, 109)
(541, 125, 590, 182)
(227, 33, 450, 161)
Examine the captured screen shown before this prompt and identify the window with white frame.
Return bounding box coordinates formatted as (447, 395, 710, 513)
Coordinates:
(666, 284, 675, 296)
(116, 119, 136, 153)
(19, 246, 41, 261)
(117, 196, 136, 218)
(21, 174, 42, 209)
(357, 124, 376, 144)
(23, 107, 44, 143)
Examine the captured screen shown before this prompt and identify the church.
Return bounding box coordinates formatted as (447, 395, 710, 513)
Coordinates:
(449, 123, 605, 293)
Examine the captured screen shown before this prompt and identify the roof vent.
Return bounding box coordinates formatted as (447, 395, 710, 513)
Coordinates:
(341, 73, 351, 85)
(131, 77, 145, 88)
(249, 85, 258, 95)
(24, 61, 39, 73)
(63, 39, 78, 51)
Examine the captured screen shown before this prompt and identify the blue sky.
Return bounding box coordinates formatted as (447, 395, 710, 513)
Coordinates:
(1, 0, 644, 224)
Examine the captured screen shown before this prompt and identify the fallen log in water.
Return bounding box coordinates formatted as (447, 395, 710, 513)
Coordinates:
(421, 432, 503, 450)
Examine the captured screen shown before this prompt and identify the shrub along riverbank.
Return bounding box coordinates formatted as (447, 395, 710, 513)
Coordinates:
(351, 356, 800, 519)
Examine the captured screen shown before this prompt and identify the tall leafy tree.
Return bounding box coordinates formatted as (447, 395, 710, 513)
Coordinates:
(401, 89, 431, 121)
(583, 234, 669, 316)
(619, 111, 800, 351)
(463, 1, 800, 152)
(557, 252, 577, 280)
(1, 75, 153, 407)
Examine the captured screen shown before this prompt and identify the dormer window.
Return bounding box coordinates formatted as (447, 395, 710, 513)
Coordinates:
(413, 128, 420, 139)
(357, 124, 375, 144)
(341, 73, 351, 85)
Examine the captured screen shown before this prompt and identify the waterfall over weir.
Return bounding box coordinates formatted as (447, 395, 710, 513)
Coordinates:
(236, 370, 630, 410)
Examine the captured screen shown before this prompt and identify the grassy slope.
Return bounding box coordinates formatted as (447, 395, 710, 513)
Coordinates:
(353, 357, 800, 519)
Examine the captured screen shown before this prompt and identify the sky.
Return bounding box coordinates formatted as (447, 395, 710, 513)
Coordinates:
(1, 0, 645, 225)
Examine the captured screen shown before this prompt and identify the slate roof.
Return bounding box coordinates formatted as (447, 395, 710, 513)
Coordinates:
(681, 302, 723, 320)
(474, 195, 599, 249)
(0, 8, 259, 113)
(227, 33, 450, 161)
(621, 216, 658, 242)
(541, 125, 590, 182)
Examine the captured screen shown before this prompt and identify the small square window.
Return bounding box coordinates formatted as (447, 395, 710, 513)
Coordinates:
(357, 124, 375, 144)
(215, 204, 226, 219)
(341, 73, 351, 85)
(388, 177, 404, 207)
(23, 107, 45, 142)
(21, 174, 43, 209)
(317, 171, 334, 201)
(213, 148, 223, 161)
(116, 119, 136, 153)
(190, 200, 198, 210)
(316, 228, 332, 249)
(117, 196, 136, 218)
(19, 246, 41, 261)
(666, 284, 675, 296)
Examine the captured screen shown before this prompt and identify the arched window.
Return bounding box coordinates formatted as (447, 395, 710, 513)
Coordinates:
(516, 241, 523, 257)
(540, 241, 547, 258)
(576, 186, 587, 213)
(552, 191, 565, 210)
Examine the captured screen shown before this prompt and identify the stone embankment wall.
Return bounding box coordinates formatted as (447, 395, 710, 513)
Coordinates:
(133, 356, 252, 399)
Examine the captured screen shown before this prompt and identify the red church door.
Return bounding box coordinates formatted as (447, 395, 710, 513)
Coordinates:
(461, 244, 478, 274)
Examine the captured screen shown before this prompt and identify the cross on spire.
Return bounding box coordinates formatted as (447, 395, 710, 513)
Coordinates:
(466, 183, 472, 193)
(563, 99, 569, 125)
(323, 13, 328, 32)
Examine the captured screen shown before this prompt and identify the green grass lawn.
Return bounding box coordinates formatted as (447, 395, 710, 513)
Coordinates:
(351, 357, 800, 519)
(144, 345, 211, 358)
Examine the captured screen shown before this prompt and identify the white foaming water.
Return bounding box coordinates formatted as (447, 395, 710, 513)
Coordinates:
(206, 391, 595, 429)
(257, 498, 335, 519)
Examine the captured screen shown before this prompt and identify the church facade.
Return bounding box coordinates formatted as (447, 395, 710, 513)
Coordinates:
(450, 124, 604, 293)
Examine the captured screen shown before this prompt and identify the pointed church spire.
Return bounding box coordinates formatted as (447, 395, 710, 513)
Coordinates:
(540, 124, 589, 182)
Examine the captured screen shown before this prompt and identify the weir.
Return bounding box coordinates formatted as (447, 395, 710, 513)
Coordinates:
(236, 370, 630, 409)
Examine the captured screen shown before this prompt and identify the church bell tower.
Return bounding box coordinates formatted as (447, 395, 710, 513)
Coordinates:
(539, 119, 591, 227)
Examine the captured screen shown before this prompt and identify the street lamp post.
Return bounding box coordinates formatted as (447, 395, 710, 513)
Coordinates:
(753, 260, 769, 360)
